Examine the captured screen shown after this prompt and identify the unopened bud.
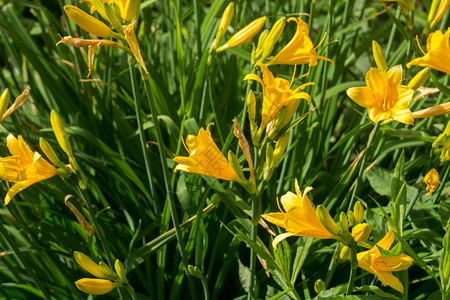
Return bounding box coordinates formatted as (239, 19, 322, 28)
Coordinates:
(103, 2, 123, 32)
(316, 205, 341, 236)
(99, 262, 118, 279)
(213, 2, 234, 49)
(351, 223, 371, 242)
(0, 88, 10, 118)
(339, 212, 349, 233)
(40, 138, 65, 168)
(74, 251, 107, 279)
(432, 0, 450, 28)
(75, 278, 120, 295)
(188, 265, 204, 278)
(340, 245, 351, 261)
(372, 41, 388, 71)
(124, 0, 141, 22)
(271, 132, 290, 167)
(64, 5, 115, 38)
(407, 67, 430, 90)
(314, 279, 326, 294)
(348, 210, 355, 225)
(114, 259, 128, 284)
(228, 151, 246, 182)
(247, 90, 257, 134)
(354, 201, 364, 224)
(259, 17, 286, 61)
(216, 16, 266, 52)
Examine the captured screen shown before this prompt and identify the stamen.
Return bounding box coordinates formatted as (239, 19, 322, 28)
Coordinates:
(314, 32, 327, 50)
(289, 64, 297, 88)
(276, 196, 284, 212)
(181, 137, 190, 154)
(416, 35, 426, 55)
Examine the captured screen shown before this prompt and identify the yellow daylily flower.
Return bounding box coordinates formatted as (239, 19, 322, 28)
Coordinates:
(75, 278, 120, 295)
(0, 135, 58, 205)
(244, 63, 311, 128)
(423, 168, 439, 196)
(268, 17, 334, 66)
(262, 179, 340, 249)
(406, 29, 450, 74)
(173, 124, 240, 181)
(346, 66, 414, 124)
(357, 228, 414, 293)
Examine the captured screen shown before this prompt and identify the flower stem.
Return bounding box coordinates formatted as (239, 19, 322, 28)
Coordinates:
(141, 71, 198, 299)
(248, 193, 259, 300)
(346, 239, 358, 295)
(128, 60, 157, 207)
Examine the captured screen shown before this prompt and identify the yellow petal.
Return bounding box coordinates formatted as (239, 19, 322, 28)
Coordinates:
(74, 251, 109, 278)
(386, 65, 403, 86)
(346, 87, 374, 108)
(375, 271, 404, 293)
(261, 212, 286, 228)
(272, 232, 297, 249)
(5, 180, 37, 205)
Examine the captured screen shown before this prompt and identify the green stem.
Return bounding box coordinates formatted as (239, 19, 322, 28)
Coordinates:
(247, 193, 258, 300)
(128, 60, 157, 206)
(200, 277, 210, 300)
(347, 122, 381, 212)
(346, 239, 358, 295)
(142, 73, 198, 299)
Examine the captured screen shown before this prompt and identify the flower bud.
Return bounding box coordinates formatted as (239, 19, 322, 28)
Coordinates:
(103, 2, 123, 32)
(74, 251, 107, 278)
(252, 29, 269, 63)
(339, 212, 349, 233)
(372, 41, 388, 71)
(407, 67, 430, 90)
(216, 16, 266, 52)
(0, 88, 10, 118)
(316, 205, 341, 236)
(423, 168, 439, 196)
(99, 262, 118, 279)
(259, 17, 286, 62)
(124, 0, 141, 22)
(265, 142, 274, 168)
(247, 90, 257, 134)
(354, 201, 364, 224)
(64, 5, 115, 38)
(432, 0, 450, 28)
(51, 110, 73, 159)
(351, 223, 371, 242)
(75, 278, 120, 295)
(115, 259, 128, 284)
(340, 245, 351, 261)
(314, 279, 326, 294)
(212, 2, 234, 50)
(188, 265, 204, 278)
(228, 151, 247, 182)
(348, 210, 355, 225)
(272, 132, 290, 167)
(39, 138, 65, 168)
(1, 86, 30, 122)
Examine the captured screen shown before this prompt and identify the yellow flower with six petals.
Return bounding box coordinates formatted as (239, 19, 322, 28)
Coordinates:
(262, 179, 340, 249)
(244, 63, 311, 129)
(346, 65, 414, 124)
(173, 125, 240, 182)
(0, 134, 58, 205)
(357, 228, 413, 293)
